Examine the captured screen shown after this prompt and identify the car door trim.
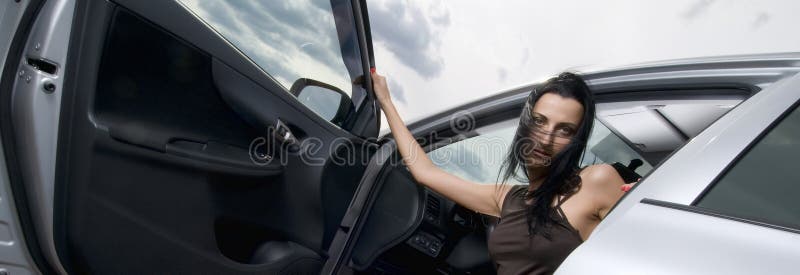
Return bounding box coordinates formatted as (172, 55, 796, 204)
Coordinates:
(641, 198, 800, 235)
(0, 0, 63, 273)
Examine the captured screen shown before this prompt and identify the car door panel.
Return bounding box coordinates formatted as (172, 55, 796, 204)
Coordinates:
(211, 58, 346, 140)
(45, 1, 374, 274)
(558, 200, 800, 275)
(557, 72, 800, 275)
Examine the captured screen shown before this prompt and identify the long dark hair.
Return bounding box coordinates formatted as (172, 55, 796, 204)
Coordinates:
(498, 72, 595, 238)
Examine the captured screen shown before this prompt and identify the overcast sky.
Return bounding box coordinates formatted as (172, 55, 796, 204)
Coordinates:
(368, 0, 800, 129)
(182, 0, 800, 133)
(182, 0, 356, 92)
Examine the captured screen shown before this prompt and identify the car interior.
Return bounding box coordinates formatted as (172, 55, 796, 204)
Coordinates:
(44, 1, 377, 274)
(6, 1, 782, 274)
(346, 88, 754, 274)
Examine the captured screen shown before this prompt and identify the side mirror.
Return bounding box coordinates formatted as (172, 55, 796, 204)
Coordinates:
(290, 78, 354, 125)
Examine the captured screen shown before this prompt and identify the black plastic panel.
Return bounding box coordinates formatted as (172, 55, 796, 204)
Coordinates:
(95, 10, 258, 149)
(351, 165, 424, 270)
(56, 4, 368, 274)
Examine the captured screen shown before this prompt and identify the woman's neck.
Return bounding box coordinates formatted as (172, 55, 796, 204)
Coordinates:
(528, 166, 549, 191)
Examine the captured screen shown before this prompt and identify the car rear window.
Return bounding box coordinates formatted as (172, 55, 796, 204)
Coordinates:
(695, 102, 800, 230)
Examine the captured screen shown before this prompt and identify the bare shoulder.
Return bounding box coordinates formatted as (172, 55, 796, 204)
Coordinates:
(579, 164, 625, 189)
(579, 164, 627, 217)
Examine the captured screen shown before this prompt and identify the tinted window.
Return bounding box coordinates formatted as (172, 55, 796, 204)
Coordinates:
(581, 118, 653, 176)
(696, 104, 800, 229)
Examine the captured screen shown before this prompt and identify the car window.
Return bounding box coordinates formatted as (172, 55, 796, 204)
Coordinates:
(580, 119, 653, 176)
(428, 118, 651, 185)
(695, 103, 800, 230)
(429, 119, 521, 184)
(180, 0, 366, 119)
(596, 98, 743, 167)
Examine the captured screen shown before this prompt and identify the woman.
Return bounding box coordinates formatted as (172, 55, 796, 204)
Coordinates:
(372, 71, 628, 275)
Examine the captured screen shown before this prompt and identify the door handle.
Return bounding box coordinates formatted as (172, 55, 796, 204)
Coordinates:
(273, 119, 298, 146)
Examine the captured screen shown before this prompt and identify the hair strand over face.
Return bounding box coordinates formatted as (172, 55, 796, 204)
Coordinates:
(496, 72, 596, 238)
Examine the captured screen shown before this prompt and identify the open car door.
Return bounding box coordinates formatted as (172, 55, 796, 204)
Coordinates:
(1, 0, 379, 273)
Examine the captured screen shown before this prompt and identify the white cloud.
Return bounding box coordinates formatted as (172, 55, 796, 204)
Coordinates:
(368, 0, 451, 78)
(371, 0, 800, 132)
(181, 0, 354, 94)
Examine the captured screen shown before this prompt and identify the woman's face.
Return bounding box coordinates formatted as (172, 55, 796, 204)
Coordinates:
(526, 92, 584, 167)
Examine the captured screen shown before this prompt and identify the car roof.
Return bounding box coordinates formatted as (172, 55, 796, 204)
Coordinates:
(398, 52, 800, 167)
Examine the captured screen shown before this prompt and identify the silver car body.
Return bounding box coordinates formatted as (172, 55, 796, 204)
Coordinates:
(558, 55, 800, 274)
(382, 53, 800, 274)
(3, 0, 800, 273)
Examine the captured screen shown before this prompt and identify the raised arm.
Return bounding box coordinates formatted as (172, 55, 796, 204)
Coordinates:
(372, 72, 512, 217)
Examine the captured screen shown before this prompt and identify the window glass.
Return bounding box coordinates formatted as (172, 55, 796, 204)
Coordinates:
(180, 0, 365, 120)
(428, 118, 651, 185)
(581, 119, 653, 176)
(696, 104, 800, 229)
(429, 120, 521, 184)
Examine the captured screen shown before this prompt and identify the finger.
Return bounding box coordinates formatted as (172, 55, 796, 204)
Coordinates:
(621, 184, 633, 192)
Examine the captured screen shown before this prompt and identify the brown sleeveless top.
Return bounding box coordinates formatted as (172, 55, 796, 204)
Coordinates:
(487, 185, 583, 275)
